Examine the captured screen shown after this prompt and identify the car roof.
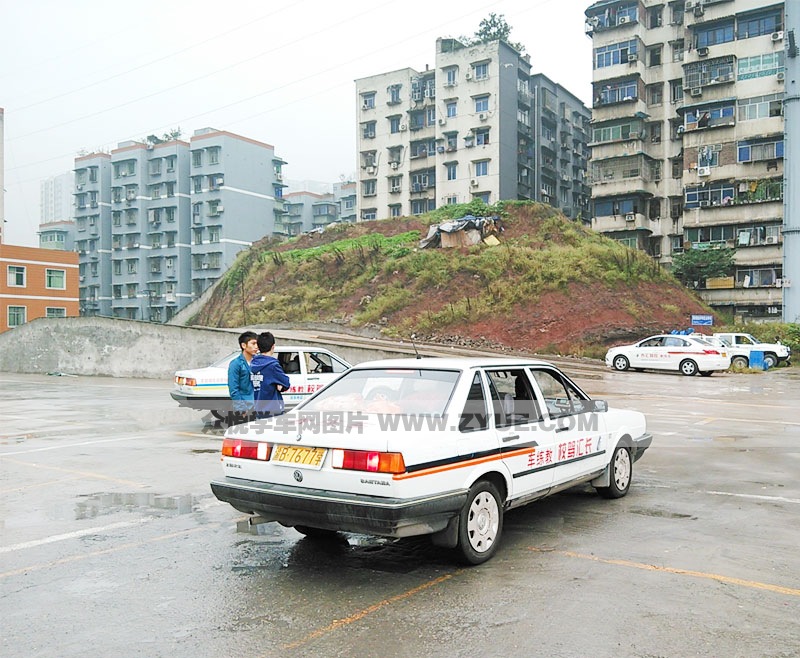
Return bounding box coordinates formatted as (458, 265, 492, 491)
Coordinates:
(349, 356, 557, 370)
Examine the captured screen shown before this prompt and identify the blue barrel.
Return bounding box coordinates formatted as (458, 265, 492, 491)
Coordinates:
(750, 350, 766, 370)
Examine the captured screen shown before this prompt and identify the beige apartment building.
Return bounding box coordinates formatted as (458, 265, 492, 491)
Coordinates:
(586, 0, 785, 320)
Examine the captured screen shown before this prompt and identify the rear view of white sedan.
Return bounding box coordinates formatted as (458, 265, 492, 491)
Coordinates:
(605, 334, 731, 376)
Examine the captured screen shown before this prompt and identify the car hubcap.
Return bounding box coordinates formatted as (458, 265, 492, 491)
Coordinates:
(613, 449, 631, 491)
(614, 357, 626, 370)
(467, 492, 499, 553)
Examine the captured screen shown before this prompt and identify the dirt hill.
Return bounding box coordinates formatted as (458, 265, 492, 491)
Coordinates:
(191, 201, 716, 357)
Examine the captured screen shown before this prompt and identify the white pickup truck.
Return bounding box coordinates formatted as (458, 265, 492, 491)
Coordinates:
(712, 332, 791, 369)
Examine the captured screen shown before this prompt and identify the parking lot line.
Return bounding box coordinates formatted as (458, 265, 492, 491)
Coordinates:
(0, 435, 136, 456)
(0, 517, 155, 554)
(2, 456, 148, 488)
(279, 571, 463, 652)
(528, 547, 800, 597)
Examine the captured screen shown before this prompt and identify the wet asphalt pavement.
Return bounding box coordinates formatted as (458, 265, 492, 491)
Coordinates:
(1, 365, 799, 658)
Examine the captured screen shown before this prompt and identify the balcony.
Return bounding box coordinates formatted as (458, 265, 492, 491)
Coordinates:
(592, 212, 653, 234)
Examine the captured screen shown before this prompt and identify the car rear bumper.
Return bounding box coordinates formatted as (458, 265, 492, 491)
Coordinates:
(170, 390, 230, 411)
(210, 477, 467, 538)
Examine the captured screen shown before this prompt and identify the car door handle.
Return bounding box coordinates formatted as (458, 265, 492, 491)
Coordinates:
(501, 434, 520, 442)
(307, 377, 320, 381)
(555, 426, 570, 433)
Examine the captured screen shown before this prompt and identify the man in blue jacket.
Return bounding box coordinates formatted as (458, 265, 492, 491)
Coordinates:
(251, 331, 291, 419)
(227, 330, 258, 424)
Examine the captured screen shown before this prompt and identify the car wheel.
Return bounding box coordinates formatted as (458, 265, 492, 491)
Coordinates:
(612, 355, 630, 371)
(679, 359, 698, 376)
(456, 480, 503, 565)
(764, 353, 778, 369)
(699, 371, 713, 377)
(730, 355, 749, 369)
(596, 445, 632, 499)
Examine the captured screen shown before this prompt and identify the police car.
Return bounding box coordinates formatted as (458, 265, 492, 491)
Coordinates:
(171, 346, 351, 419)
(210, 357, 652, 565)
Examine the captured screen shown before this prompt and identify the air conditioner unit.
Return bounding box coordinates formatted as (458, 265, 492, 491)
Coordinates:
(766, 236, 778, 244)
(625, 213, 635, 222)
(677, 125, 686, 134)
(777, 71, 785, 82)
(772, 31, 784, 42)
(629, 131, 641, 139)
(698, 166, 711, 177)
(465, 72, 473, 81)
(215, 205, 224, 213)
(690, 87, 702, 97)
(618, 16, 631, 24)
(201, 263, 209, 269)
(132, 242, 139, 248)
(76, 184, 83, 191)
(627, 53, 638, 62)
(470, 179, 478, 187)
(697, 47, 709, 57)
(390, 162, 399, 170)
(436, 146, 445, 153)
(399, 124, 407, 131)
(694, 5, 704, 16)
(699, 200, 710, 207)
(685, 0, 695, 8)
(479, 112, 488, 121)
(438, 118, 446, 126)
(366, 166, 376, 175)
(275, 172, 283, 181)
(362, 103, 371, 110)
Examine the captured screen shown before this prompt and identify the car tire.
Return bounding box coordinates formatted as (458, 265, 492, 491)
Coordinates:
(596, 445, 632, 499)
(679, 359, 698, 376)
(456, 480, 503, 565)
(764, 353, 778, 369)
(699, 371, 713, 377)
(730, 355, 749, 369)
(612, 355, 630, 372)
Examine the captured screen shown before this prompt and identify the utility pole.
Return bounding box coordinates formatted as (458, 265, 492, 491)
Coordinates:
(783, 3, 799, 322)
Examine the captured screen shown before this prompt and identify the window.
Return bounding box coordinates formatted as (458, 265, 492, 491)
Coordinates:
(152, 184, 161, 199)
(208, 147, 221, 165)
(193, 228, 203, 245)
(362, 180, 377, 197)
(388, 84, 402, 105)
(192, 150, 203, 167)
(113, 260, 122, 275)
(113, 285, 122, 299)
(389, 176, 402, 192)
(473, 62, 489, 80)
(670, 79, 683, 103)
(684, 182, 736, 208)
(684, 56, 735, 88)
(474, 96, 489, 113)
(647, 83, 663, 106)
(594, 40, 638, 68)
(362, 121, 376, 139)
(446, 162, 457, 181)
(594, 79, 637, 105)
(389, 204, 402, 218)
(445, 68, 457, 86)
(738, 52, 785, 80)
(426, 106, 436, 125)
(529, 369, 588, 419)
(389, 116, 401, 133)
(361, 92, 376, 109)
(150, 159, 162, 176)
(685, 105, 735, 130)
(592, 122, 639, 142)
(45, 269, 66, 289)
(446, 101, 457, 117)
(672, 158, 683, 178)
(7, 265, 25, 287)
(166, 207, 176, 223)
(672, 40, 685, 62)
(648, 46, 662, 67)
(475, 161, 489, 177)
(737, 8, 782, 39)
(475, 128, 490, 145)
(736, 267, 781, 288)
(8, 306, 26, 328)
(696, 20, 735, 48)
(738, 94, 783, 121)
(126, 283, 138, 299)
(46, 307, 66, 318)
(127, 260, 138, 274)
(738, 138, 784, 163)
(165, 156, 176, 172)
(361, 208, 377, 220)
(648, 6, 662, 28)
(648, 122, 662, 143)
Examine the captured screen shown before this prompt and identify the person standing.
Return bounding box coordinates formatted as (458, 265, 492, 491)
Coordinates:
(251, 331, 291, 419)
(227, 330, 259, 424)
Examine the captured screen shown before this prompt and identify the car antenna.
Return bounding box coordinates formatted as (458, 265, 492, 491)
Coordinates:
(410, 333, 422, 359)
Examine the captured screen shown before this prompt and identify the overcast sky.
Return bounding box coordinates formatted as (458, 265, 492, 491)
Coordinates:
(1, 0, 592, 246)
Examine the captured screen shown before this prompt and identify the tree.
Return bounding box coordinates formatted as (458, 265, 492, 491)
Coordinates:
(671, 247, 735, 288)
(462, 13, 525, 53)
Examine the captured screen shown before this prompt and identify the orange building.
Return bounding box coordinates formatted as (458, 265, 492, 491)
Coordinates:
(0, 244, 79, 333)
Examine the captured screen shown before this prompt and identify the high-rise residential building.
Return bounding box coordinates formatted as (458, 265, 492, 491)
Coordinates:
(0, 107, 5, 245)
(586, 0, 786, 320)
(354, 38, 590, 221)
(276, 180, 357, 236)
(73, 128, 287, 322)
(39, 172, 76, 251)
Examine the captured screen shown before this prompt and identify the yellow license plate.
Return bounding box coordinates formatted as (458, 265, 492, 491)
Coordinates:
(271, 444, 327, 469)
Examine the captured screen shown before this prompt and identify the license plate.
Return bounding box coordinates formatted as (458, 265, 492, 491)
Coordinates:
(271, 444, 327, 469)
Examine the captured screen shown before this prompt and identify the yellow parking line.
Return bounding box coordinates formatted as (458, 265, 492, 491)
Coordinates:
(0, 526, 207, 579)
(280, 571, 462, 652)
(529, 547, 800, 597)
(1, 456, 147, 489)
(0, 475, 80, 495)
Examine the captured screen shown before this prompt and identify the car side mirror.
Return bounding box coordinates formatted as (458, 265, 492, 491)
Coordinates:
(591, 400, 608, 413)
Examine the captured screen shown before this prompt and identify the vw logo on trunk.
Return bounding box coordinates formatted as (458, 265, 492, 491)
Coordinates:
(293, 470, 303, 482)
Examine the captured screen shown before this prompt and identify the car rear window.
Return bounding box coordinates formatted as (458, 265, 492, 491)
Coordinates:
(302, 368, 460, 416)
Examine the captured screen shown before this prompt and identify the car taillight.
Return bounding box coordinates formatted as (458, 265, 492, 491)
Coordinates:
(703, 349, 720, 355)
(331, 449, 406, 474)
(221, 438, 271, 460)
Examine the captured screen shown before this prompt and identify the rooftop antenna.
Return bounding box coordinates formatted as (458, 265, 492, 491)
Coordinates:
(410, 333, 422, 359)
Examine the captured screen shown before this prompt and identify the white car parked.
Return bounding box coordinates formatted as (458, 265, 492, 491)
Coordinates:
(712, 332, 791, 369)
(211, 357, 652, 565)
(605, 334, 731, 376)
(171, 346, 351, 419)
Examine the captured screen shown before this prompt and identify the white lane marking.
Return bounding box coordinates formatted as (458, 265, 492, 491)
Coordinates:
(0, 518, 155, 554)
(707, 490, 800, 505)
(0, 435, 135, 456)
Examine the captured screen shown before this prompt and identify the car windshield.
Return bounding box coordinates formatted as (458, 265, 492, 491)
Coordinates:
(300, 367, 460, 416)
(210, 352, 239, 368)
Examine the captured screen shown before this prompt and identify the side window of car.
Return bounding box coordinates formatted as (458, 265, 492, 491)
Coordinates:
(459, 373, 489, 432)
(279, 352, 302, 374)
(305, 352, 341, 374)
(485, 369, 542, 427)
(641, 337, 663, 347)
(530, 369, 587, 419)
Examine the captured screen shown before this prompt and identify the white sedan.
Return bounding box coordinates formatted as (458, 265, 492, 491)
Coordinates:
(211, 357, 652, 565)
(171, 346, 351, 419)
(605, 334, 731, 376)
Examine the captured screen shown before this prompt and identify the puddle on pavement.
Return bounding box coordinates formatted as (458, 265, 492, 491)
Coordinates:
(629, 507, 696, 520)
(75, 492, 196, 519)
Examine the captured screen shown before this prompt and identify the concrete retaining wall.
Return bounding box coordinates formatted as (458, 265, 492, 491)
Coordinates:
(0, 317, 409, 379)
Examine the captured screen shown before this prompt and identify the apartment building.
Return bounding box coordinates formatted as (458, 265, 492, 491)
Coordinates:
(0, 243, 79, 332)
(586, 0, 786, 320)
(355, 38, 590, 221)
(74, 128, 286, 322)
(275, 181, 357, 236)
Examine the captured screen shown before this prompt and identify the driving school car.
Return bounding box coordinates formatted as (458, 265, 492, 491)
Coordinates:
(171, 346, 351, 419)
(210, 357, 652, 565)
(605, 334, 731, 376)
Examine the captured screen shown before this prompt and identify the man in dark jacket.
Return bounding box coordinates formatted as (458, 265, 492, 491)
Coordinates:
(227, 330, 259, 424)
(251, 332, 291, 419)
